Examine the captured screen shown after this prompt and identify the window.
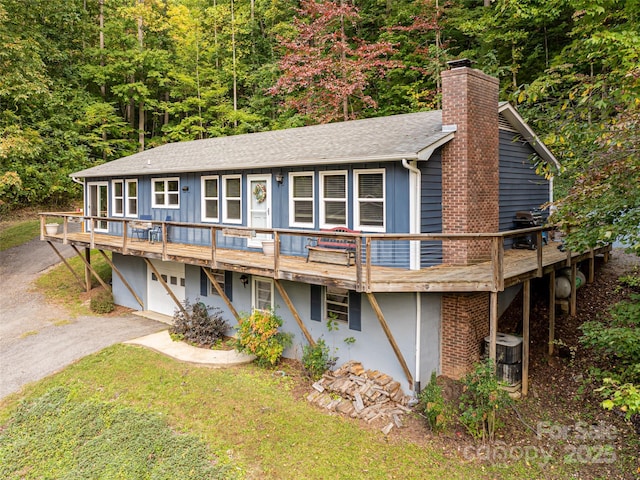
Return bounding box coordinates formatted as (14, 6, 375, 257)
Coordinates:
(152, 177, 180, 208)
(289, 173, 314, 227)
(252, 277, 273, 311)
(354, 169, 385, 231)
(208, 269, 225, 296)
(201, 176, 219, 222)
(320, 171, 347, 227)
(325, 286, 349, 323)
(223, 175, 242, 223)
(112, 180, 124, 216)
(126, 179, 138, 217)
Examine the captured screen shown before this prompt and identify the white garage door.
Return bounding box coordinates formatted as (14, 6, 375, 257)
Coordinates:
(147, 260, 185, 316)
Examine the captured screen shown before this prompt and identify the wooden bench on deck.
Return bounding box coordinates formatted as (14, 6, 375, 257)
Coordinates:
(306, 227, 359, 266)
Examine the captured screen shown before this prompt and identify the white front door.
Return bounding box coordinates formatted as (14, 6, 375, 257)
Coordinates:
(247, 175, 272, 248)
(147, 260, 186, 316)
(87, 182, 109, 231)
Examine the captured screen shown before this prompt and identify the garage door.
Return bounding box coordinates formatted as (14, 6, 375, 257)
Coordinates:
(147, 260, 185, 316)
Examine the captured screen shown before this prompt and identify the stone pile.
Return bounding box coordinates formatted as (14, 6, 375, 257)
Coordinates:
(306, 360, 413, 434)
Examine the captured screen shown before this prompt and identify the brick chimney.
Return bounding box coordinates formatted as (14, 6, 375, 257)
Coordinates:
(440, 60, 499, 379)
(440, 59, 499, 265)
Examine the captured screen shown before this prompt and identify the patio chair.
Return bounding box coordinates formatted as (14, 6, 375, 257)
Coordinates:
(131, 214, 152, 240)
(149, 215, 171, 244)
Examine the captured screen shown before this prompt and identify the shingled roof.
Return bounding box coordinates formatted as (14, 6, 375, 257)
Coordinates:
(72, 111, 452, 178)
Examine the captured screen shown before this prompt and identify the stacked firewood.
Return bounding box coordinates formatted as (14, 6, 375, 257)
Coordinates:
(306, 360, 413, 434)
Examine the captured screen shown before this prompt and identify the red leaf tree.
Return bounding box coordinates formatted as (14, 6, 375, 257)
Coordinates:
(269, 0, 399, 123)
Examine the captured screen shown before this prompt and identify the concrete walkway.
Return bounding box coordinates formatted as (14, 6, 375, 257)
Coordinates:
(124, 330, 255, 366)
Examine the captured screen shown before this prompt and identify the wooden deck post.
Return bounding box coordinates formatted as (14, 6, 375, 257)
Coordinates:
(274, 231, 280, 279)
(549, 269, 556, 356)
(522, 280, 530, 396)
(274, 280, 315, 346)
(202, 267, 240, 322)
(366, 292, 413, 387)
(570, 262, 577, 316)
(84, 247, 92, 293)
(491, 237, 504, 291)
(210, 227, 217, 267)
(98, 250, 143, 308)
(588, 249, 595, 284)
(489, 291, 498, 363)
(144, 258, 186, 315)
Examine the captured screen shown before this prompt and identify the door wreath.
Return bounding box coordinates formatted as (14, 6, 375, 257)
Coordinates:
(253, 183, 267, 203)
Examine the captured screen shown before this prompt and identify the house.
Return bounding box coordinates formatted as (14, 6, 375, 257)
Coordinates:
(42, 60, 608, 395)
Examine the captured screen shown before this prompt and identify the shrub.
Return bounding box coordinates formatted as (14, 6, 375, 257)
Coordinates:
(170, 299, 229, 348)
(90, 289, 114, 314)
(418, 372, 451, 432)
(235, 308, 292, 367)
(458, 358, 512, 442)
(302, 338, 337, 380)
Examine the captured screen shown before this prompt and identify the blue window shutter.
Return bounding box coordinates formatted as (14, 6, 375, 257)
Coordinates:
(349, 291, 361, 331)
(310, 285, 322, 321)
(224, 271, 233, 301)
(200, 269, 208, 297)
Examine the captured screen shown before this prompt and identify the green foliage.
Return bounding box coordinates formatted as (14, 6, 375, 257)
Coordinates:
(580, 294, 640, 383)
(0, 219, 40, 251)
(171, 299, 230, 348)
(418, 372, 451, 432)
(301, 338, 337, 380)
(581, 293, 640, 419)
(598, 379, 640, 421)
(90, 289, 115, 314)
(235, 308, 292, 367)
(458, 358, 512, 442)
(618, 267, 640, 291)
(0, 387, 230, 479)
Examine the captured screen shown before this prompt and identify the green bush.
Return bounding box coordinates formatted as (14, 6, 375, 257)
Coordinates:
(302, 338, 337, 380)
(90, 289, 114, 314)
(171, 299, 229, 348)
(235, 308, 292, 367)
(458, 358, 512, 442)
(418, 372, 451, 432)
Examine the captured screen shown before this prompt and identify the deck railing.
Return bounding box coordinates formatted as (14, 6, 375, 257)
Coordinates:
(40, 212, 555, 292)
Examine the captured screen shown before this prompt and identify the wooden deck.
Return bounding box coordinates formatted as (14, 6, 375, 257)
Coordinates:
(43, 228, 610, 293)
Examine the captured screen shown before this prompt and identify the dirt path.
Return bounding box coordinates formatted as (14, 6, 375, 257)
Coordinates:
(0, 238, 165, 400)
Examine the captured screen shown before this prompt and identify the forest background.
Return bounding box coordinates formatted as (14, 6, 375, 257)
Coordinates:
(0, 0, 638, 251)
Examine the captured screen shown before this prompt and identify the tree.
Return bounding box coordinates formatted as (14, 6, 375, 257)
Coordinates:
(269, 0, 399, 123)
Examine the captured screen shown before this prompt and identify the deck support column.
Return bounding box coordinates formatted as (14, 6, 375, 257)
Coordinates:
(522, 280, 530, 396)
(202, 267, 240, 323)
(489, 291, 498, 364)
(144, 258, 186, 315)
(84, 248, 92, 293)
(98, 250, 143, 308)
(366, 292, 413, 387)
(274, 280, 315, 346)
(549, 270, 556, 356)
(570, 263, 577, 316)
(71, 245, 110, 293)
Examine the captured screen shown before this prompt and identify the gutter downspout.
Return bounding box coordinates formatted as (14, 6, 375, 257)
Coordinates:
(401, 158, 422, 394)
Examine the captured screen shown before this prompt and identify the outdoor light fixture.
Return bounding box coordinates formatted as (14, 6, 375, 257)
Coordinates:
(182, 185, 189, 192)
(240, 274, 249, 287)
(275, 172, 284, 185)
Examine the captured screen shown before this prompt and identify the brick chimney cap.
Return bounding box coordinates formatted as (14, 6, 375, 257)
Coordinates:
(446, 58, 473, 69)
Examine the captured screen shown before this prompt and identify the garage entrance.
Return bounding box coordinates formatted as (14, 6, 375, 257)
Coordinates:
(147, 260, 185, 316)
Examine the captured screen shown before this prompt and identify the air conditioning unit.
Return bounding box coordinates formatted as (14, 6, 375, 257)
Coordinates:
(484, 333, 523, 385)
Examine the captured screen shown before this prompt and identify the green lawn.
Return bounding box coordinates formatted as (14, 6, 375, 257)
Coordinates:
(0, 346, 547, 480)
(0, 220, 41, 251)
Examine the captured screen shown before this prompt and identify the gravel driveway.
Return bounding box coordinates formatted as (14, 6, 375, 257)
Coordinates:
(0, 237, 165, 400)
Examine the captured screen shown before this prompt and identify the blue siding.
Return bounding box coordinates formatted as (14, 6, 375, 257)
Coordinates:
(420, 150, 443, 266)
(498, 130, 550, 233)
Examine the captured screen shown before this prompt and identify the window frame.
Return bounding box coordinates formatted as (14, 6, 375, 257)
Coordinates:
(152, 177, 180, 209)
(325, 285, 349, 324)
(201, 175, 220, 222)
(125, 179, 138, 217)
(112, 180, 124, 217)
(208, 269, 225, 296)
(289, 172, 315, 228)
(252, 276, 274, 311)
(222, 174, 242, 224)
(319, 170, 348, 228)
(353, 169, 386, 232)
